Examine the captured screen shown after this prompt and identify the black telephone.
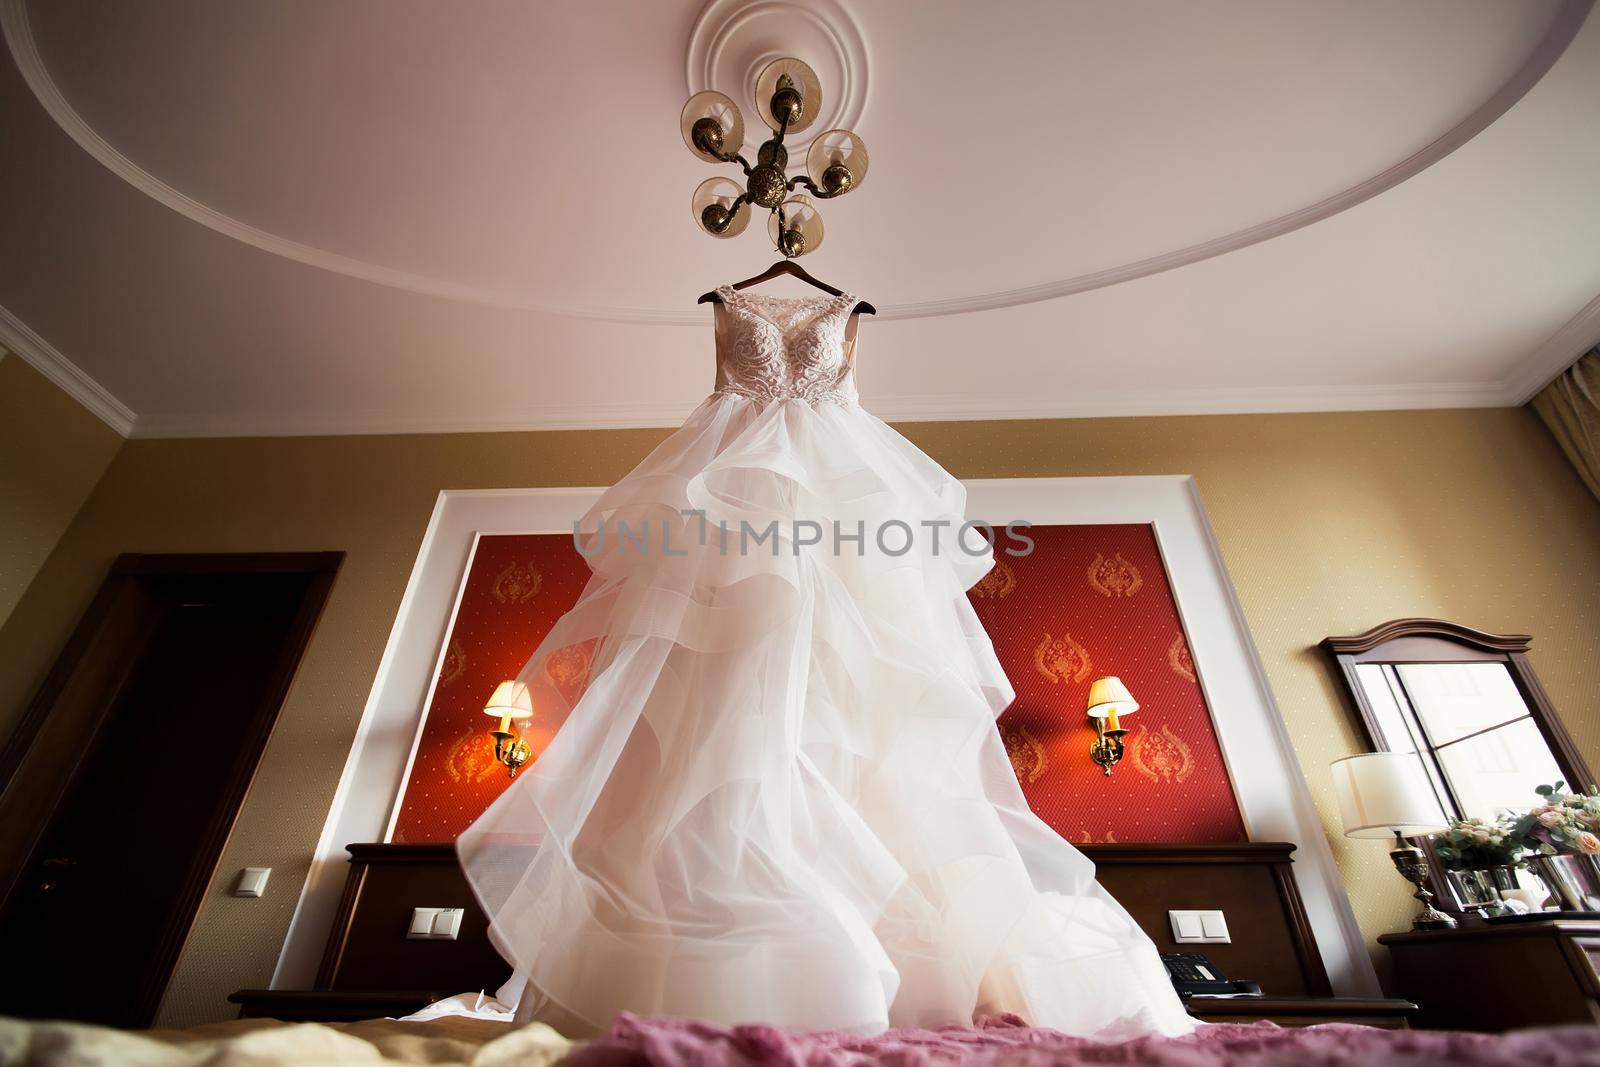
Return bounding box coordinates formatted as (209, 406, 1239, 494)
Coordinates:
(1159, 953, 1263, 998)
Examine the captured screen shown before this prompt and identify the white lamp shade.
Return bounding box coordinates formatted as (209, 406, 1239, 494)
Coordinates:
(1331, 751, 1448, 838)
(484, 680, 534, 720)
(1086, 676, 1139, 719)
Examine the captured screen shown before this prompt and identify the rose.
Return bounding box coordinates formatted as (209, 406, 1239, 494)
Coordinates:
(1578, 833, 1600, 855)
(1539, 810, 1565, 828)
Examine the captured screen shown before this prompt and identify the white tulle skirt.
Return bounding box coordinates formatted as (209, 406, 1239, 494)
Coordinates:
(457, 392, 1196, 1039)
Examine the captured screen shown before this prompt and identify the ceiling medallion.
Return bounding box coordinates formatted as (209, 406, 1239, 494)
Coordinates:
(685, 0, 870, 164)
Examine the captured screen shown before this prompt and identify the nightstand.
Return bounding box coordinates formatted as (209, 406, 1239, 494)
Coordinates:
(228, 989, 441, 1022)
(1185, 996, 1414, 1029)
(1380, 919, 1600, 1030)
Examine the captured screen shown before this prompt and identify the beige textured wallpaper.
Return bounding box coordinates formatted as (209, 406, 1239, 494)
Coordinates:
(0, 353, 123, 628)
(0, 406, 1595, 1027)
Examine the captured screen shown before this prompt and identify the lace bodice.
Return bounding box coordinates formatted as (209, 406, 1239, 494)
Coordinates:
(712, 285, 859, 405)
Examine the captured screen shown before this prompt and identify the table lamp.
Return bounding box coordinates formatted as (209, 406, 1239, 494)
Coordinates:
(1331, 751, 1455, 930)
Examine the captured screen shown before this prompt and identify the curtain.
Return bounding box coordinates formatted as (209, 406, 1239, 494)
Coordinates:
(1531, 349, 1600, 504)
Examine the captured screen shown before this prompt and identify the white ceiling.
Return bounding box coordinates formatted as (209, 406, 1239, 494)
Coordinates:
(0, 0, 1597, 438)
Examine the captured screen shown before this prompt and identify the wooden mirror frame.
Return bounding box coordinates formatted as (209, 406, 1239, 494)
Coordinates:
(1321, 618, 1594, 916)
(1322, 619, 1593, 793)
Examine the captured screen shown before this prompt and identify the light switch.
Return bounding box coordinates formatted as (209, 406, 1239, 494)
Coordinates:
(431, 908, 463, 941)
(235, 867, 271, 898)
(408, 907, 464, 940)
(1169, 909, 1231, 944)
(1169, 911, 1204, 941)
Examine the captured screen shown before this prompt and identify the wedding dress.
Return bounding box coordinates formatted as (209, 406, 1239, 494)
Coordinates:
(458, 285, 1196, 1039)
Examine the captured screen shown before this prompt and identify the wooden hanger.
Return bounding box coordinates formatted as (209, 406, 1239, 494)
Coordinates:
(699, 260, 876, 315)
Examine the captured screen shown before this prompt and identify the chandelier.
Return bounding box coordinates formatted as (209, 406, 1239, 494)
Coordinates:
(680, 57, 869, 258)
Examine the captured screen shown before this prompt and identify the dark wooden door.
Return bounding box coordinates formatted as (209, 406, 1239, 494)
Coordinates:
(0, 554, 340, 1027)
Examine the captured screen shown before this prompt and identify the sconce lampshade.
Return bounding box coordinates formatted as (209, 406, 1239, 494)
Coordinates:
(1086, 676, 1139, 719)
(483, 680, 534, 721)
(1331, 751, 1448, 839)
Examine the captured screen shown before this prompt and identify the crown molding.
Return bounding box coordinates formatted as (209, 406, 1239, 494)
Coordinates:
(1503, 288, 1600, 404)
(0, 282, 1558, 441)
(2, 0, 1588, 325)
(869, 380, 1514, 423)
(127, 401, 697, 439)
(0, 301, 135, 435)
(125, 378, 1512, 440)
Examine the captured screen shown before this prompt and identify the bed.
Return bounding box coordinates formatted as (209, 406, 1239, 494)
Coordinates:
(3, 1012, 1598, 1067)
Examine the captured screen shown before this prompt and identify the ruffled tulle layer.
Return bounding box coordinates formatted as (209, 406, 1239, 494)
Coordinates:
(457, 393, 1196, 1039)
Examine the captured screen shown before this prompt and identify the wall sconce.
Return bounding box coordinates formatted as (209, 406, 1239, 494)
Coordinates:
(1087, 676, 1139, 776)
(484, 680, 535, 779)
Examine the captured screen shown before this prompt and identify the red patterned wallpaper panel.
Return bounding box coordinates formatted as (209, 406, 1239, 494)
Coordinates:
(390, 534, 592, 844)
(973, 524, 1246, 844)
(392, 524, 1246, 843)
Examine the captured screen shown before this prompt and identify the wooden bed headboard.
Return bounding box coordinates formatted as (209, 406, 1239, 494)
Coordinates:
(307, 841, 1330, 1000)
(1088, 842, 1331, 996)
(305, 844, 1331, 1004)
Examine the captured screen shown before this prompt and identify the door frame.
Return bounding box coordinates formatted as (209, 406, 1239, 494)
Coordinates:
(0, 551, 342, 1025)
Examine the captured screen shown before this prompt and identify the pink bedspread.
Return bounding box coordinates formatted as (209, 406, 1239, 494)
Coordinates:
(564, 1012, 1600, 1067)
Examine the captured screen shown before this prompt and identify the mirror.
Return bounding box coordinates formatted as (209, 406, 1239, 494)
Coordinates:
(1324, 620, 1594, 915)
(1323, 620, 1593, 825)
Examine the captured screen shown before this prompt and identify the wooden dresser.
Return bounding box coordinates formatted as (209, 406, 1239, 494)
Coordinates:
(1380, 920, 1600, 1030)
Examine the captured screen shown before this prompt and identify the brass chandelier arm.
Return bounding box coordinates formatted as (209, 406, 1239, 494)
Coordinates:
(786, 174, 840, 200)
(697, 140, 751, 173)
(761, 117, 791, 162)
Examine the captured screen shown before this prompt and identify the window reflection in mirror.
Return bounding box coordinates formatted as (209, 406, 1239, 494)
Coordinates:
(1354, 661, 1566, 821)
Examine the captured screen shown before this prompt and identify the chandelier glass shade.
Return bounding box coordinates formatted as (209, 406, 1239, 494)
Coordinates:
(680, 90, 745, 163)
(752, 57, 822, 133)
(680, 56, 867, 257)
(806, 129, 869, 197)
(768, 195, 823, 258)
(692, 176, 752, 239)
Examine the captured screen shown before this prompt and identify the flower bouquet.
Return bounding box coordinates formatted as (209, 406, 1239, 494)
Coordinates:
(1432, 817, 1521, 870)
(1505, 783, 1600, 911)
(1431, 817, 1524, 912)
